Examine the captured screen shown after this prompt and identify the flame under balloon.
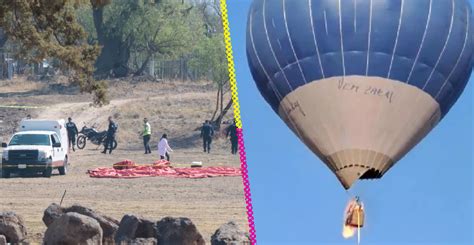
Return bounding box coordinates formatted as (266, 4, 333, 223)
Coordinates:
(342, 198, 364, 241)
(342, 225, 356, 239)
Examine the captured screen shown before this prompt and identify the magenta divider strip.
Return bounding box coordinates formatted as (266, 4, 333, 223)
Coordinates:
(237, 128, 257, 244)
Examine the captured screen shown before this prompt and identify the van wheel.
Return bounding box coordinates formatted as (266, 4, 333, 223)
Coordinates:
(43, 166, 52, 178)
(1, 169, 10, 178)
(59, 157, 68, 175)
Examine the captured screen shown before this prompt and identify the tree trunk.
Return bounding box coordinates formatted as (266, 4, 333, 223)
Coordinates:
(92, 6, 130, 78)
(0, 29, 7, 48)
(219, 84, 224, 116)
(210, 88, 220, 121)
(213, 98, 233, 130)
(149, 56, 155, 77)
(134, 53, 152, 76)
(94, 37, 131, 78)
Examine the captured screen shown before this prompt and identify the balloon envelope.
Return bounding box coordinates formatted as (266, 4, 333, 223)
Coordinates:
(246, 0, 474, 188)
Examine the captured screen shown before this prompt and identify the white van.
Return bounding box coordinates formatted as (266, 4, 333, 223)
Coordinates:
(1, 119, 69, 178)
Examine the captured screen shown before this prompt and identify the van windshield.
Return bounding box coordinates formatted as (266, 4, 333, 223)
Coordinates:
(9, 134, 51, 146)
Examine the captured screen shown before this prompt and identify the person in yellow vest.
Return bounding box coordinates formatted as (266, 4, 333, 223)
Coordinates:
(142, 118, 152, 154)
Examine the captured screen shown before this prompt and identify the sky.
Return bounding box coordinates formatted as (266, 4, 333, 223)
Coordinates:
(227, 1, 473, 244)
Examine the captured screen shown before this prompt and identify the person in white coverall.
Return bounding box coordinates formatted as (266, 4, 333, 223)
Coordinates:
(158, 134, 173, 161)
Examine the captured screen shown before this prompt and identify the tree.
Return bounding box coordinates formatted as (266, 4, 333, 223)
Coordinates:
(189, 33, 231, 129)
(0, 29, 7, 48)
(0, 0, 107, 105)
(83, 0, 205, 77)
(130, 1, 204, 76)
(194, 0, 222, 35)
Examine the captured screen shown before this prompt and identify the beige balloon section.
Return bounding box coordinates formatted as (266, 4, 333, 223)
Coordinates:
(278, 75, 441, 189)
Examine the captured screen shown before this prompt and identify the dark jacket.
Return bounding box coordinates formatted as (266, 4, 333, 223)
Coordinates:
(66, 122, 78, 136)
(107, 121, 118, 136)
(201, 123, 214, 138)
(226, 124, 238, 141)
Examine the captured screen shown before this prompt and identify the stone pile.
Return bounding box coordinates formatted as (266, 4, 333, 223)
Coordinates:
(0, 204, 251, 245)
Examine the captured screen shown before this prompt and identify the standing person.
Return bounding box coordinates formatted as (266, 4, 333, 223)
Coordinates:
(200, 120, 214, 153)
(158, 134, 173, 161)
(226, 120, 238, 155)
(102, 116, 118, 154)
(141, 118, 152, 154)
(66, 117, 79, 152)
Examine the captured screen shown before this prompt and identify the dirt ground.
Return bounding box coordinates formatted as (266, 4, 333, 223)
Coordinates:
(0, 77, 247, 243)
(0, 147, 246, 243)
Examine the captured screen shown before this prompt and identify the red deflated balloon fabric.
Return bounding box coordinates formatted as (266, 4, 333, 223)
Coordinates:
(88, 160, 241, 179)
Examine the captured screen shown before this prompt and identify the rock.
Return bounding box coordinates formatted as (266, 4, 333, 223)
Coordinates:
(116, 215, 157, 243)
(117, 238, 158, 245)
(131, 238, 158, 245)
(43, 203, 119, 244)
(135, 218, 158, 239)
(115, 215, 141, 243)
(0, 212, 28, 243)
(43, 203, 64, 227)
(43, 212, 103, 245)
(64, 205, 119, 243)
(155, 217, 205, 245)
(211, 221, 250, 245)
(0, 235, 6, 245)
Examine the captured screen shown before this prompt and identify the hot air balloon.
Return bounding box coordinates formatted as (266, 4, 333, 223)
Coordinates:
(246, 0, 473, 189)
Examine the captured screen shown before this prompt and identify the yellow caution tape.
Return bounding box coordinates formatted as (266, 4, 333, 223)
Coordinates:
(0, 105, 47, 109)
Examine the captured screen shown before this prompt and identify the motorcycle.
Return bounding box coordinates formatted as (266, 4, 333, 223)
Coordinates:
(76, 123, 117, 150)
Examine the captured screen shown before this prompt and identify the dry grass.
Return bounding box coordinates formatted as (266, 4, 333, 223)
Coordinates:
(1, 76, 234, 148)
(0, 78, 46, 93)
(0, 148, 247, 244)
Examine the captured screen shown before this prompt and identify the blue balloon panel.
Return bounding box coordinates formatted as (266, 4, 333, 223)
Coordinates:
(247, 0, 474, 116)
